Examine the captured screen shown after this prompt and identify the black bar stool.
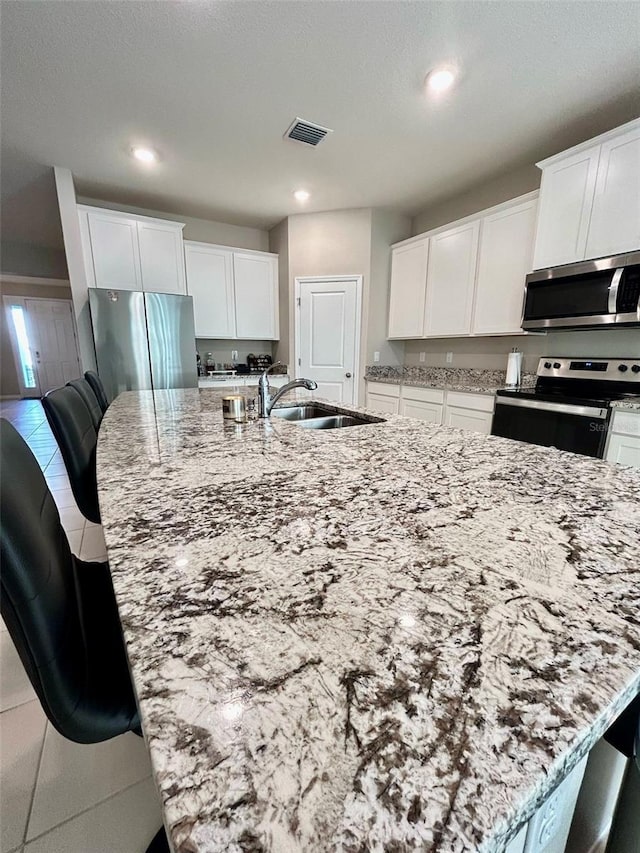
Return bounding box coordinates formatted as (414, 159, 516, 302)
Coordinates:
(84, 370, 109, 414)
(67, 377, 103, 431)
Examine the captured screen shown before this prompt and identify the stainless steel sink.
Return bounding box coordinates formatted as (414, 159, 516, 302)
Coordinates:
(299, 414, 383, 430)
(271, 404, 384, 430)
(271, 404, 336, 421)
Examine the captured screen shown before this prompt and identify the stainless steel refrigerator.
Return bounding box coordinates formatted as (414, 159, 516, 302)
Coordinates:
(88, 288, 197, 402)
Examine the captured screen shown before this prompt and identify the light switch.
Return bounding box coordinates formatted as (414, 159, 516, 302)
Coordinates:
(232, 350, 238, 362)
(446, 351, 453, 364)
(373, 351, 380, 363)
(419, 352, 426, 363)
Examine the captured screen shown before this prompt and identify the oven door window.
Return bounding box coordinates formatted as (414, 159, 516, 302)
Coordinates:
(491, 403, 608, 458)
(524, 269, 614, 321)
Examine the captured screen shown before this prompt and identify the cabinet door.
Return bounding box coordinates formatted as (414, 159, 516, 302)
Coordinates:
(184, 244, 235, 338)
(424, 221, 479, 337)
(444, 407, 493, 434)
(137, 221, 186, 294)
(586, 125, 640, 259)
(366, 390, 400, 414)
(532, 145, 600, 269)
(87, 212, 142, 290)
(400, 398, 443, 423)
(233, 253, 279, 339)
(388, 239, 429, 338)
(606, 433, 640, 468)
(473, 199, 538, 335)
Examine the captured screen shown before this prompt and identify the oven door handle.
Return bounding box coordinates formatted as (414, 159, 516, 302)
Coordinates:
(495, 397, 609, 419)
(608, 268, 623, 313)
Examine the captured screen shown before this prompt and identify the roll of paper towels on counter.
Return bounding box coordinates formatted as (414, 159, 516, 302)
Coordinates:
(506, 352, 523, 387)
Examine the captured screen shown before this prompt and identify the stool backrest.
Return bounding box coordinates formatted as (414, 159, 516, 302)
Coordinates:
(42, 386, 100, 523)
(84, 370, 109, 413)
(67, 378, 103, 431)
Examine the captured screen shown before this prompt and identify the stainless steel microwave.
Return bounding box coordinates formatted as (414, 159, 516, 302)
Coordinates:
(522, 251, 640, 330)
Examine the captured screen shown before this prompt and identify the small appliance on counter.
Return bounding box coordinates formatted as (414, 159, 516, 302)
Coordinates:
(247, 353, 273, 373)
(491, 357, 640, 458)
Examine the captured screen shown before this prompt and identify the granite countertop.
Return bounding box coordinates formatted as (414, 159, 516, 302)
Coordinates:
(611, 398, 640, 412)
(97, 389, 640, 853)
(364, 366, 537, 395)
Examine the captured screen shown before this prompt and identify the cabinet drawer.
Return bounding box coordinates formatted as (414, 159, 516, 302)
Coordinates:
(366, 391, 400, 414)
(610, 411, 640, 438)
(401, 386, 444, 405)
(366, 382, 401, 398)
(445, 408, 493, 434)
(606, 433, 640, 468)
(446, 391, 495, 412)
(400, 399, 443, 423)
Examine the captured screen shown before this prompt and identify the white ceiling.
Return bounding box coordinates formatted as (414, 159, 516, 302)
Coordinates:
(1, 1, 639, 249)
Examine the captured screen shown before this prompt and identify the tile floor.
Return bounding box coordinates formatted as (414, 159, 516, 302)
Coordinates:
(0, 399, 162, 853)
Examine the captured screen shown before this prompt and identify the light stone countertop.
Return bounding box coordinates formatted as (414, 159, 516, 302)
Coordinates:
(364, 367, 538, 396)
(97, 389, 640, 853)
(611, 398, 640, 412)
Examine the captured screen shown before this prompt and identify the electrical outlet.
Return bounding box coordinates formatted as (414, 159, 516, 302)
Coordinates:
(419, 352, 426, 363)
(232, 350, 238, 362)
(446, 351, 453, 364)
(373, 351, 380, 363)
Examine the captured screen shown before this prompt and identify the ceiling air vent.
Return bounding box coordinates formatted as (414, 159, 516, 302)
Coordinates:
(284, 117, 333, 147)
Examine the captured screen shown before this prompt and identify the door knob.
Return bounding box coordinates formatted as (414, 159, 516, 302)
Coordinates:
(345, 372, 352, 378)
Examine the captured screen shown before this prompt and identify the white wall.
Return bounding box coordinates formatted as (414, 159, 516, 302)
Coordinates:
(286, 209, 373, 402)
(368, 210, 411, 366)
(268, 218, 290, 366)
(77, 196, 269, 252)
(411, 164, 540, 235)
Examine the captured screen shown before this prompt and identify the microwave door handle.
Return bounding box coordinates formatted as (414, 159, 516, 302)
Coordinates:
(608, 268, 623, 313)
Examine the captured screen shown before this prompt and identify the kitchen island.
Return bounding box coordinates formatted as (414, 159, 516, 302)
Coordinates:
(97, 388, 640, 853)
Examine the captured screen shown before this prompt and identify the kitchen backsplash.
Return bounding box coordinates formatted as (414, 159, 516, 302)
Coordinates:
(195, 339, 275, 366)
(403, 328, 640, 372)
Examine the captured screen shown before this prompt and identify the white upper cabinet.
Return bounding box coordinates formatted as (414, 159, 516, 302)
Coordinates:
(424, 221, 480, 337)
(184, 242, 235, 338)
(185, 245, 279, 340)
(78, 205, 186, 294)
(233, 252, 279, 340)
(472, 197, 538, 335)
(532, 119, 640, 269)
(585, 124, 640, 259)
(137, 220, 186, 294)
(532, 145, 600, 270)
(83, 209, 142, 291)
(388, 238, 429, 338)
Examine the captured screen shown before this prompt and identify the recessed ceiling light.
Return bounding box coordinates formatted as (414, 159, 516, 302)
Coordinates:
(425, 66, 457, 95)
(293, 189, 310, 202)
(132, 146, 157, 164)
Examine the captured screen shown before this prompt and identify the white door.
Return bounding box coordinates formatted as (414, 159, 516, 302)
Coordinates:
(532, 145, 601, 269)
(233, 253, 278, 339)
(24, 299, 81, 395)
(137, 221, 186, 294)
(388, 239, 429, 338)
(424, 221, 480, 337)
(472, 198, 538, 335)
(87, 211, 142, 290)
(185, 243, 236, 337)
(297, 277, 361, 404)
(586, 125, 640, 259)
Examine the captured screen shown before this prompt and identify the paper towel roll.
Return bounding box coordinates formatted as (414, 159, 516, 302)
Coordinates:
(506, 352, 522, 387)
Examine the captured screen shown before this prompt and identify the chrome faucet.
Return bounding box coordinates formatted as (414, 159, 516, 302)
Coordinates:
(257, 362, 317, 417)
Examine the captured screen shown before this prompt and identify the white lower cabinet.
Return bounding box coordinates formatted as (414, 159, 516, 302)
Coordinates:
(366, 383, 495, 433)
(400, 386, 444, 423)
(605, 410, 640, 468)
(365, 382, 401, 414)
(443, 391, 495, 435)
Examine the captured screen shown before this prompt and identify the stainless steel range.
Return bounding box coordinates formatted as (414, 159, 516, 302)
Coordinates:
(491, 357, 640, 458)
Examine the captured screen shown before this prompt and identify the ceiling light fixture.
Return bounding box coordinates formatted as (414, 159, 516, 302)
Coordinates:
(132, 146, 157, 164)
(425, 66, 457, 95)
(293, 189, 310, 202)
